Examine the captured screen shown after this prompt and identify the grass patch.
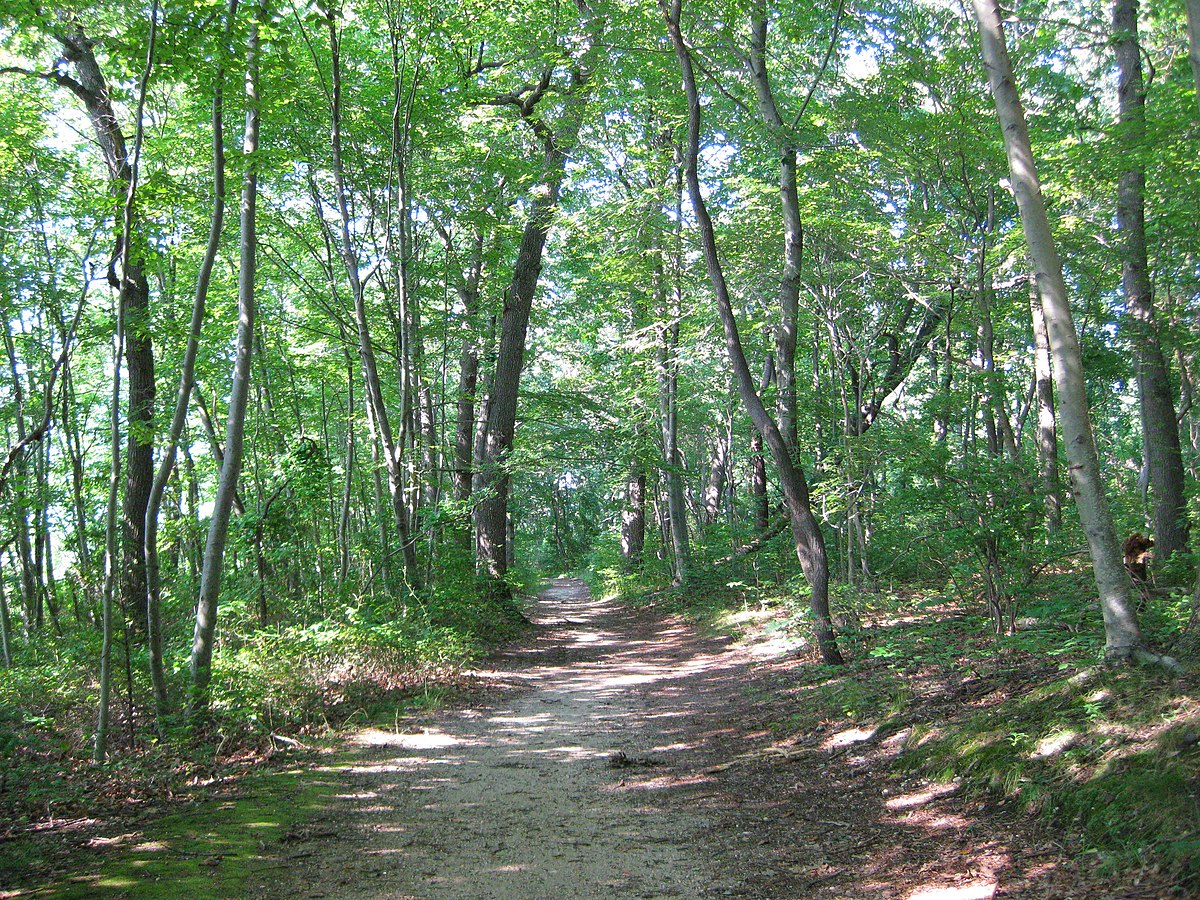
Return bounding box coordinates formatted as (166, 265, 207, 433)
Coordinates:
(0, 579, 533, 895)
(896, 665, 1200, 881)
(0, 764, 334, 898)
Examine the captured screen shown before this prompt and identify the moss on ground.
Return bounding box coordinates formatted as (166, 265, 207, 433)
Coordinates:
(1, 763, 337, 898)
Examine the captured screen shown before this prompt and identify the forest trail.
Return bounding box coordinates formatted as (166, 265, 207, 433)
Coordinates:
(252, 577, 738, 899)
(248, 579, 1069, 900)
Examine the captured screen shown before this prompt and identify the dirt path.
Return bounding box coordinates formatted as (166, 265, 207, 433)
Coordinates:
(252, 578, 748, 899)
(247, 579, 1108, 900)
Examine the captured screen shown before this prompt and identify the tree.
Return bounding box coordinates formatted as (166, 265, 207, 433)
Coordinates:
(970, 0, 1164, 664)
(474, 4, 607, 588)
(191, 0, 263, 714)
(662, 0, 843, 665)
(45, 28, 158, 636)
(145, 0, 235, 727)
(1112, 0, 1189, 563)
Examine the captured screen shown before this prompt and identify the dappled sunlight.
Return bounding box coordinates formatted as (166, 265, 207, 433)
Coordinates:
(1033, 729, 1078, 758)
(823, 726, 876, 749)
(907, 881, 997, 899)
(305, 579, 745, 896)
(240, 578, 1112, 898)
(897, 810, 972, 831)
(649, 740, 695, 752)
(511, 744, 612, 761)
(884, 782, 958, 810)
(354, 727, 466, 749)
(129, 840, 170, 852)
(85, 832, 140, 848)
(609, 771, 717, 791)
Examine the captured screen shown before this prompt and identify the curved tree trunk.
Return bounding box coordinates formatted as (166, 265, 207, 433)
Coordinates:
(747, 5, 802, 452)
(662, 0, 843, 665)
(191, 5, 262, 714)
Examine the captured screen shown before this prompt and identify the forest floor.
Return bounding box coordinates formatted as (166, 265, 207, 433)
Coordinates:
(235, 577, 1182, 899)
(2, 577, 1188, 898)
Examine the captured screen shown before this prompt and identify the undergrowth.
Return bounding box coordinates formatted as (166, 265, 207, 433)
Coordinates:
(0, 585, 530, 837)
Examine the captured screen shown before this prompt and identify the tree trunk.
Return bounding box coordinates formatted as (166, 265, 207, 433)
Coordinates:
(1029, 276, 1063, 532)
(53, 29, 159, 637)
(191, 6, 261, 713)
(0, 566, 10, 667)
(96, 289, 123, 761)
(476, 188, 558, 580)
(662, 0, 843, 664)
(656, 304, 690, 584)
(747, 5, 802, 452)
(61, 363, 93, 576)
(1113, 0, 1189, 563)
(621, 471, 646, 572)
(145, 0, 231, 726)
(1186, 0, 1200, 112)
(337, 349, 355, 590)
(655, 160, 691, 585)
(325, 12, 421, 591)
(703, 426, 730, 524)
(476, 19, 604, 586)
(750, 432, 769, 532)
(971, 0, 1156, 663)
(2, 321, 40, 625)
(442, 223, 485, 557)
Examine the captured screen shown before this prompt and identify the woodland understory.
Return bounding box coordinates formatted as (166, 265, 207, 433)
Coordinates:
(1, 0, 1199, 893)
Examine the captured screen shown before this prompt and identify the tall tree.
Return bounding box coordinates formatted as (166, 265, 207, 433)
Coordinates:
(146, 0, 234, 726)
(1113, 0, 1189, 562)
(323, 5, 421, 590)
(475, 5, 607, 587)
(970, 0, 1165, 663)
(662, 0, 843, 664)
(50, 29, 157, 634)
(191, 1, 263, 713)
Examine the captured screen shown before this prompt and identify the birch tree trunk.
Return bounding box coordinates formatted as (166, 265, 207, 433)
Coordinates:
(191, 6, 262, 713)
(970, 0, 1164, 663)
